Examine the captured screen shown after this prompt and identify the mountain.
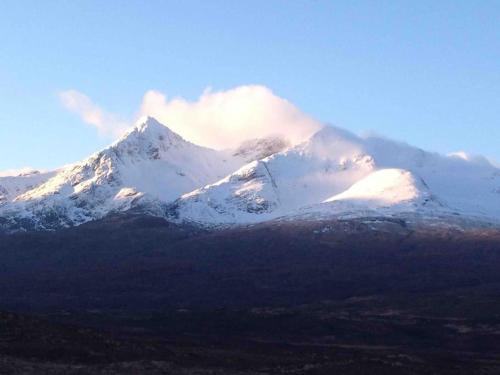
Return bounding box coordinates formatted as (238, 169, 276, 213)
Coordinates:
(0, 117, 245, 230)
(1, 118, 500, 231)
(171, 126, 500, 226)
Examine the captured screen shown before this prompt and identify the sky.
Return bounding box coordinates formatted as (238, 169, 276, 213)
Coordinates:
(0, 0, 499, 171)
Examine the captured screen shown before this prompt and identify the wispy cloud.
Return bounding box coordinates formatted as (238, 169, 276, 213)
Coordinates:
(59, 90, 129, 138)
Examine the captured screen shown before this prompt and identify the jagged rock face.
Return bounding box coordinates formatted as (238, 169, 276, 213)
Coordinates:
(232, 136, 290, 162)
(171, 161, 281, 224)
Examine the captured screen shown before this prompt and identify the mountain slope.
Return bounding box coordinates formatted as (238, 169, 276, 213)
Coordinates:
(363, 136, 500, 218)
(0, 170, 56, 206)
(323, 168, 436, 207)
(288, 168, 457, 225)
(170, 127, 376, 224)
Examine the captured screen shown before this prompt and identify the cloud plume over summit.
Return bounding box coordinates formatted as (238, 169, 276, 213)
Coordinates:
(138, 85, 321, 149)
(60, 85, 322, 149)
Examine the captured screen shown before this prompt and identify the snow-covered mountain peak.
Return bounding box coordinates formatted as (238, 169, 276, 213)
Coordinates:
(130, 116, 182, 141)
(0, 118, 248, 230)
(301, 125, 366, 159)
(110, 116, 189, 162)
(308, 125, 361, 145)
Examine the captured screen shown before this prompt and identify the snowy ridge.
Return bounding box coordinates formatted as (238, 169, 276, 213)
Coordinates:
(1, 117, 500, 231)
(171, 127, 377, 224)
(170, 126, 500, 226)
(171, 160, 282, 225)
(0, 170, 56, 206)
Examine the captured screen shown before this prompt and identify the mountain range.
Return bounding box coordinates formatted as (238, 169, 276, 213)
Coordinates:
(1, 116, 499, 232)
(2, 117, 500, 375)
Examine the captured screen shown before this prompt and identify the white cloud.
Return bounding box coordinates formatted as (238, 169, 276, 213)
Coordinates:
(139, 85, 322, 149)
(59, 85, 322, 149)
(59, 90, 129, 138)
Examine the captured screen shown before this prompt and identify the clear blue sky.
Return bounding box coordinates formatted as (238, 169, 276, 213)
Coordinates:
(1, 0, 499, 170)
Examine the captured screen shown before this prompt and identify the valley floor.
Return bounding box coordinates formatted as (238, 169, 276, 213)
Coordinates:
(1, 215, 500, 374)
(2, 290, 500, 375)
